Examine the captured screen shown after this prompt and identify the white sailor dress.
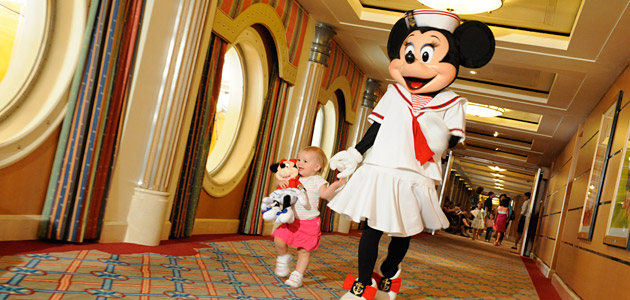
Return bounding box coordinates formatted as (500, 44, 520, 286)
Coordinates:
(328, 83, 467, 237)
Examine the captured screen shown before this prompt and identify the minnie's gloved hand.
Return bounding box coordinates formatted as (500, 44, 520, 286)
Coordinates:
(418, 112, 450, 156)
(329, 147, 363, 179)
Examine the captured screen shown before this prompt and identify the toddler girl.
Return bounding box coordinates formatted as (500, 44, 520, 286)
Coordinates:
(485, 210, 495, 242)
(470, 202, 485, 240)
(272, 146, 344, 287)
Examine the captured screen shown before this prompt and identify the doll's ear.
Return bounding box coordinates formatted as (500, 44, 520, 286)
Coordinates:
(387, 18, 410, 60)
(454, 21, 495, 68)
(270, 163, 279, 173)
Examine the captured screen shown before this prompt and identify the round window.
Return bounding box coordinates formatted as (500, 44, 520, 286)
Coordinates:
(206, 47, 245, 172)
(0, 0, 50, 120)
(203, 28, 268, 197)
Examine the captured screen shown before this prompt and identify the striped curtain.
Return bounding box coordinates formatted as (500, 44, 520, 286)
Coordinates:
(39, 0, 144, 242)
(239, 64, 290, 235)
(170, 34, 228, 239)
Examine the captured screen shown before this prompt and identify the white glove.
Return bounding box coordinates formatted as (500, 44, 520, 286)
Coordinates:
(418, 112, 450, 156)
(329, 147, 363, 179)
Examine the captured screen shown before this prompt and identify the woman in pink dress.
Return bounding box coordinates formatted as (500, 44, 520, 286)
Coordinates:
(493, 198, 510, 246)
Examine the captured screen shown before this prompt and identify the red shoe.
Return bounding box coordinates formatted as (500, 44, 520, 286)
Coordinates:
(339, 274, 377, 300)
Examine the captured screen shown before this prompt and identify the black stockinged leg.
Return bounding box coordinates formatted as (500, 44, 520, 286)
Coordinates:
(358, 224, 383, 286)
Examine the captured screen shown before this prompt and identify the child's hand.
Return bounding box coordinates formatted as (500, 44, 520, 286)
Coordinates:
(277, 179, 289, 189)
(331, 177, 346, 190)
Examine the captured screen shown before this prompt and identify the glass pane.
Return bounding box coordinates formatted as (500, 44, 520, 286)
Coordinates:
(207, 47, 244, 170)
(0, 0, 49, 119)
(0, 0, 22, 82)
(579, 103, 616, 236)
(311, 106, 324, 147)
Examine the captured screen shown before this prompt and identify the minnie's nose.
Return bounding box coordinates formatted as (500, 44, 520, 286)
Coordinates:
(405, 52, 415, 64)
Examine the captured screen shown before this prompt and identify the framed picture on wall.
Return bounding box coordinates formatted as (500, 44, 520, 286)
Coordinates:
(604, 119, 630, 249)
(578, 91, 623, 240)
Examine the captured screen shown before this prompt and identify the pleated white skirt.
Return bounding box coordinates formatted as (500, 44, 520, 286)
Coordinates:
(328, 164, 449, 237)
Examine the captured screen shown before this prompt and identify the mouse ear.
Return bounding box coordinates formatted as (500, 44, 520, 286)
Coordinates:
(270, 163, 280, 173)
(387, 18, 411, 60)
(454, 20, 495, 68)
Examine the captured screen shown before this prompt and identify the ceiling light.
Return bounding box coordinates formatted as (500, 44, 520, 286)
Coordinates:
(417, 0, 503, 15)
(492, 173, 505, 178)
(493, 178, 504, 182)
(470, 70, 477, 75)
(493, 131, 499, 137)
(495, 148, 499, 151)
(466, 103, 505, 117)
(489, 166, 505, 172)
(495, 183, 504, 186)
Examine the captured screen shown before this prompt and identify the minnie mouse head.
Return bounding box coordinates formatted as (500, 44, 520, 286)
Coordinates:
(387, 10, 495, 95)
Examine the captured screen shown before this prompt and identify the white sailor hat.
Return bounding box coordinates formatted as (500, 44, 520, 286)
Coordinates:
(405, 9, 461, 33)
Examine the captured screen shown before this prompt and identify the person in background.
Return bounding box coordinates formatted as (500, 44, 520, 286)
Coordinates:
(470, 201, 486, 241)
(513, 192, 532, 250)
(485, 210, 495, 242)
(493, 197, 510, 246)
(484, 191, 495, 213)
(470, 186, 483, 209)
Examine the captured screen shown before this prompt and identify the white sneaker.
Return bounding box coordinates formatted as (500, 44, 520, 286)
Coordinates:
(275, 254, 291, 277)
(284, 270, 303, 288)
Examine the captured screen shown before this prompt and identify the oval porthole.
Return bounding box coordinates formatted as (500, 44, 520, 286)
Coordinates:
(203, 28, 268, 197)
(311, 99, 338, 176)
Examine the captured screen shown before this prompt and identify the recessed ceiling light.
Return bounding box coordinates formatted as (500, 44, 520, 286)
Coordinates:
(489, 166, 505, 172)
(495, 148, 499, 151)
(493, 131, 499, 137)
(467, 103, 505, 117)
(470, 70, 477, 75)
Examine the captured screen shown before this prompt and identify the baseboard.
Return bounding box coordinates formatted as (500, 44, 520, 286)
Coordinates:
(192, 218, 240, 235)
(0, 215, 40, 241)
(535, 256, 551, 278)
(551, 273, 581, 300)
(99, 220, 128, 243)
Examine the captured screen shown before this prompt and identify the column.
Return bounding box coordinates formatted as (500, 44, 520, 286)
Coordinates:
(101, 0, 216, 245)
(284, 23, 336, 157)
(336, 78, 381, 234)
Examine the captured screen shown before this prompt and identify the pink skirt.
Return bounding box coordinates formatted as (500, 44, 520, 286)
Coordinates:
(271, 217, 321, 251)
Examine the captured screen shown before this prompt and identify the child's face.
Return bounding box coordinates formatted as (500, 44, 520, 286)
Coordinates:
(297, 150, 321, 177)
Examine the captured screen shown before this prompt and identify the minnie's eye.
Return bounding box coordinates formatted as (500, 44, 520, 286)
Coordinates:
(420, 45, 434, 63)
(404, 44, 415, 64)
(404, 44, 414, 56)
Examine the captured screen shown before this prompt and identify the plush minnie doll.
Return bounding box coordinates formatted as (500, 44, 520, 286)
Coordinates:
(261, 159, 307, 224)
(328, 9, 495, 300)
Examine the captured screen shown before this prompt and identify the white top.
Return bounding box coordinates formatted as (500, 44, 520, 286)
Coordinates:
(294, 175, 328, 220)
(521, 199, 531, 217)
(365, 83, 467, 182)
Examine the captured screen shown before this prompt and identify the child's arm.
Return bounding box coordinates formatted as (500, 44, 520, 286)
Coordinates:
(319, 178, 345, 200)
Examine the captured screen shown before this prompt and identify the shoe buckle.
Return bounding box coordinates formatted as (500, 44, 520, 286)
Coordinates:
(379, 278, 392, 292)
(351, 281, 365, 296)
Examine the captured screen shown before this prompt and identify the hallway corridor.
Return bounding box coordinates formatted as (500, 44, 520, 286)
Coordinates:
(0, 231, 559, 299)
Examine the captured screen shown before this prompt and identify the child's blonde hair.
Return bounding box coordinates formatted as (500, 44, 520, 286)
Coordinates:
(300, 146, 328, 174)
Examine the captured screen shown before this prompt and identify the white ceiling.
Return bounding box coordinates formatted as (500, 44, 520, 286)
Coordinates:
(296, 0, 630, 195)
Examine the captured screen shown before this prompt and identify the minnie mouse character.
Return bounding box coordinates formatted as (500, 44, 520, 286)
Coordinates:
(261, 159, 307, 224)
(328, 9, 495, 300)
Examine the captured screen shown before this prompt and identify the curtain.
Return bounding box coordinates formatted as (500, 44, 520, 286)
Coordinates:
(239, 64, 290, 235)
(39, 0, 144, 242)
(320, 97, 350, 232)
(169, 34, 228, 239)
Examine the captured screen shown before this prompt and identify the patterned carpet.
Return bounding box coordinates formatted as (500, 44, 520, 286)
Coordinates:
(0, 232, 553, 299)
